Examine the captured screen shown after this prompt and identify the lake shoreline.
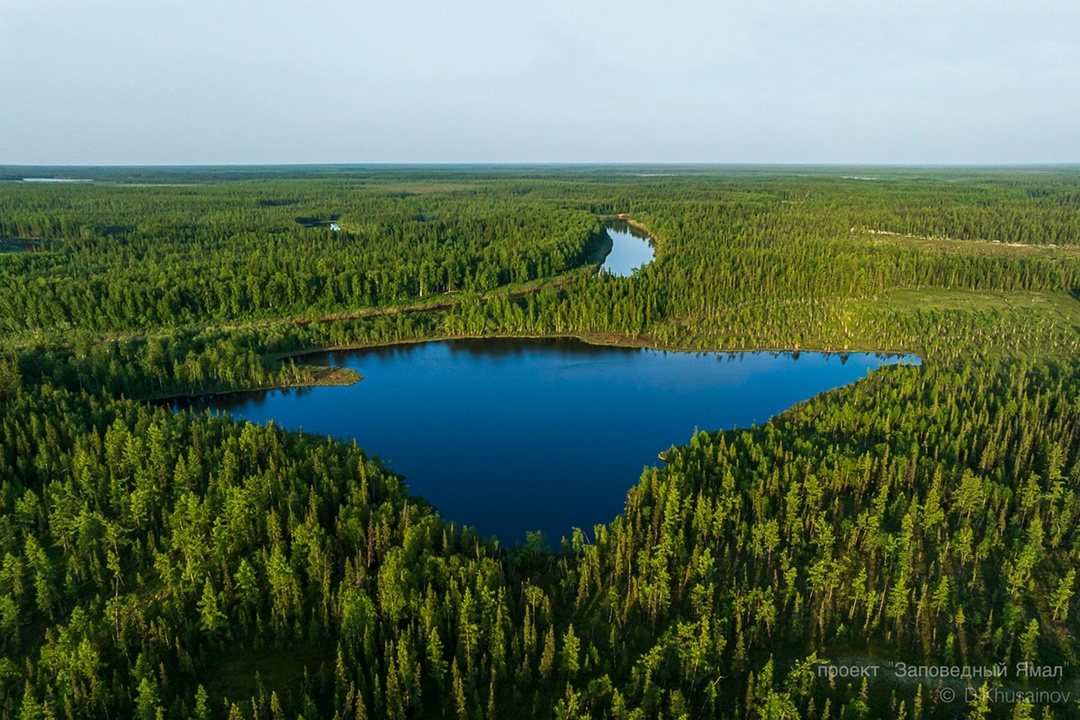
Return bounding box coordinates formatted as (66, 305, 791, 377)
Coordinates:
(175, 338, 918, 544)
(136, 217, 921, 403)
(600, 213, 656, 239)
(147, 330, 923, 402)
(600, 216, 657, 275)
(145, 364, 362, 403)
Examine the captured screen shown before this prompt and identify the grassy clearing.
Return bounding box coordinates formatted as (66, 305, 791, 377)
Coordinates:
(855, 229, 1080, 257)
(868, 288, 1080, 316)
(306, 364, 363, 386)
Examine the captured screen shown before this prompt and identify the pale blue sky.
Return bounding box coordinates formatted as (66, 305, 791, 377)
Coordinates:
(2, 0, 1078, 165)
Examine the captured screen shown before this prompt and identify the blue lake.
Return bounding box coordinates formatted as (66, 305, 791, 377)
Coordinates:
(178, 338, 918, 546)
(601, 220, 655, 276)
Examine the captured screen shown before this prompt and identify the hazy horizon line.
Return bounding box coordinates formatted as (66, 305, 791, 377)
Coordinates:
(4, 162, 1080, 171)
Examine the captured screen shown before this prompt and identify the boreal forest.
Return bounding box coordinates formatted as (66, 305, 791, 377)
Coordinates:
(2, 165, 1080, 719)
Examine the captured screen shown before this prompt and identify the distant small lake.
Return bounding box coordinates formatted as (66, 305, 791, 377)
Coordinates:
(601, 220, 655, 276)
(21, 178, 92, 183)
(176, 339, 918, 545)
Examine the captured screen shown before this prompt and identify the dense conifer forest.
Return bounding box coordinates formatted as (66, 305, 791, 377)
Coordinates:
(2, 166, 1080, 718)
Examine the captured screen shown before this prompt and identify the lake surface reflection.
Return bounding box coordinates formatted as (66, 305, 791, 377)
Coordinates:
(601, 220, 655, 276)
(176, 338, 918, 545)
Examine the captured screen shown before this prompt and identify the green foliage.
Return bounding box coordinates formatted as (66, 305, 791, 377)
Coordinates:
(2, 167, 1080, 718)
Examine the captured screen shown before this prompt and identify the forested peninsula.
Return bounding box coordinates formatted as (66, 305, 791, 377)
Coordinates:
(2, 166, 1080, 719)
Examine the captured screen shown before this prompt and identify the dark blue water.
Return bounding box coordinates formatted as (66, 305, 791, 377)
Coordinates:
(602, 220, 655, 276)
(178, 339, 918, 545)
